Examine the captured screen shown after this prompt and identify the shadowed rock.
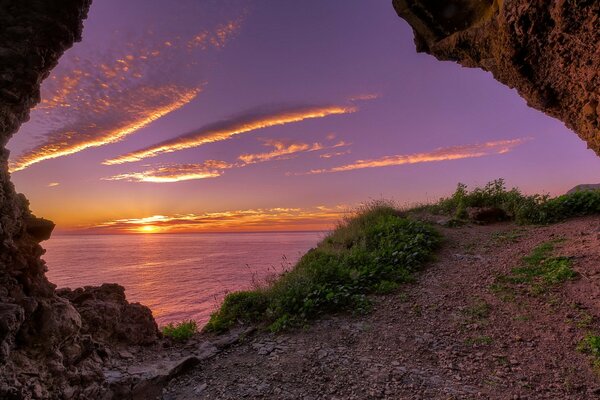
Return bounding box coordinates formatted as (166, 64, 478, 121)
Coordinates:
(58, 284, 159, 346)
(394, 0, 600, 155)
(567, 184, 600, 194)
(24, 216, 55, 242)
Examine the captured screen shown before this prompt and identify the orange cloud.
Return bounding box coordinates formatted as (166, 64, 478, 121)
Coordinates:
(304, 138, 531, 174)
(104, 160, 232, 183)
(104, 136, 352, 183)
(10, 14, 245, 172)
(238, 138, 325, 164)
(103, 105, 358, 165)
(10, 86, 199, 172)
(88, 206, 348, 233)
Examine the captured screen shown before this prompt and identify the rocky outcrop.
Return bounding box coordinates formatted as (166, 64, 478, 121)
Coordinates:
(567, 183, 600, 194)
(0, 1, 161, 399)
(393, 0, 600, 154)
(58, 284, 159, 346)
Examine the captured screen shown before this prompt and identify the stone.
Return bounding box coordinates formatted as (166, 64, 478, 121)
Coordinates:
(394, 0, 600, 155)
(466, 206, 508, 223)
(566, 184, 600, 194)
(57, 283, 159, 346)
(24, 216, 55, 242)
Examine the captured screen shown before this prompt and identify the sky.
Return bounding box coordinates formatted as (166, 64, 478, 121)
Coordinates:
(7, 0, 600, 234)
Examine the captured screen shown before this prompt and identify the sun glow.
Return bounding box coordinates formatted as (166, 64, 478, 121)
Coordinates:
(138, 225, 160, 233)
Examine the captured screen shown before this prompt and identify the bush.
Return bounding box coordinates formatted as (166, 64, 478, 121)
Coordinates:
(428, 179, 600, 225)
(204, 201, 440, 333)
(161, 320, 197, 341)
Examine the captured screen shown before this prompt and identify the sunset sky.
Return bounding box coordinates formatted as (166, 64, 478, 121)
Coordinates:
(8, 0, 600, 234)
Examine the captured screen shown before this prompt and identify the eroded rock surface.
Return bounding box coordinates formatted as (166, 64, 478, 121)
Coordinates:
(0, 1, 163, 399)
(58, 284, 159, 346)
(394, 0, 600, 154)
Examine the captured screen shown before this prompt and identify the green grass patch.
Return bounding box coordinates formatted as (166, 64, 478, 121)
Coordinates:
(161, 320, 197, 341)
(463, 299, 492, 320)
(205, 201, 440, 333)
(465, 335, 493, 346)
(578, 335, 600, 370)
(423, 178, 600, 225)
(493, 241, 577, 296)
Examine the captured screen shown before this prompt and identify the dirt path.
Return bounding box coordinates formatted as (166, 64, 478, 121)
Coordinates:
(162, 217, 600, 399)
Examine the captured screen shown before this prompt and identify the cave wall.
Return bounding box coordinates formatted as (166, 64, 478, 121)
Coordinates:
(0, 1, 92, 398)
(394, 0, 600, 154)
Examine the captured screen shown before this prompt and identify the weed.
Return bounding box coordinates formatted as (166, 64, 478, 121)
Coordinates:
(424, 179, 600, 225)
(465, 335, 493, 346)
(578, 335, 600, 370)
(161, 320, 197, 341)
(463, 299, 491, 320)
(205, 201, 440, 333)
(491, 241, 577, 297)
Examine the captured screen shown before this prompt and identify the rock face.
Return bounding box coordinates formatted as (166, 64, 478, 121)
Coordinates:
(0, 1, 158, 398)
(393, 0, 600, 154)
(567, 183, 600, 194)
(58, 284, 159, 346)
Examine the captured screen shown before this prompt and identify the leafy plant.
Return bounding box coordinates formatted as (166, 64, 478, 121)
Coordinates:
(161, 320, 197, 341)
(205, 201, 440, 333)
(493, 240, 577, 296)
(425, 179, 600, 225)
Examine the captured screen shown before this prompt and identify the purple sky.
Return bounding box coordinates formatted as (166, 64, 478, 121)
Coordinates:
(7, 0, 600, 233)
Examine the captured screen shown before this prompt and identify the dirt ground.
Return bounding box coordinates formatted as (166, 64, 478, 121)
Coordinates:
(159, 216, 600, 399)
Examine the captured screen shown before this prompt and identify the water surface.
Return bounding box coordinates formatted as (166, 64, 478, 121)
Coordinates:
(44, 232, 323, 326)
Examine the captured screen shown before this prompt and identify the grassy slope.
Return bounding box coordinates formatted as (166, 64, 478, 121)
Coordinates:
(205, 201, 440, 332)
(205, 180, 600, 333)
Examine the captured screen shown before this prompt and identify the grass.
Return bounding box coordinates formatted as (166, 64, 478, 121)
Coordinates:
(204, 200, 440, 333)
(465, 335, 493, 346)
(424, 178, 600, 225)
(161, 320, 197, 341)
(493, 240, 577, 296)
(578, 335, 600, 370)
(463, 299, 492, 320)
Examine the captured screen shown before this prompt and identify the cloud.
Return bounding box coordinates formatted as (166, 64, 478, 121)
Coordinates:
(104, 136, 351, 183)
(103, 160, 233, 183)
(103, 104, 358, 165)
(238, 138, 324, 164)
(47, 182, 60, 187)
(319, 149, 352, 159)
(10, 86, 199, 172)
(348, 93, 381, 102)
(303, 138, 530, 174)
(9, 11, 245, 172)
(88, 206, 348, 233)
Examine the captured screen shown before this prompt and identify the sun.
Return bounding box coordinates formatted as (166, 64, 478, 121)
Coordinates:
(138, 225, 159, 233)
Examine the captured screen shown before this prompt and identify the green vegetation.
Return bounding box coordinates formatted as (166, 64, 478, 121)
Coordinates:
(494, 240, 577, 296)
(426, 179, 600, 225)
(463, 299, 492, 320)
(161, 320, 197, 341)
(578, 335, 600, 370)
(205, 201, 440, 333)
(465, 335, 493, 346)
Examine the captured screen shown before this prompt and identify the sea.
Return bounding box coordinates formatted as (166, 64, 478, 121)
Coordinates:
(43, 232, 324, 327)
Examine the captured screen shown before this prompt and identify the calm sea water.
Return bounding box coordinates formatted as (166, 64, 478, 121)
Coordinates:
(43, 232, 323, 327)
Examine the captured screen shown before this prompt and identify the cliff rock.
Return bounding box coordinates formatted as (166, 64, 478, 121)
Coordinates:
(393, 0, 600, 154)
(0, 1, 159, 398)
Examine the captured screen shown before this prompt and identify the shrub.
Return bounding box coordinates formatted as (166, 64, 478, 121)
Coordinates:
(428, 179, 600, 225)
(205, 201, 440, 333)
(161, 320, 197, 341)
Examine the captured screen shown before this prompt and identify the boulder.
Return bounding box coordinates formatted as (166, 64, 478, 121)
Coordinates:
(58, 284, 159, 346)
(567, 184, 600, 195)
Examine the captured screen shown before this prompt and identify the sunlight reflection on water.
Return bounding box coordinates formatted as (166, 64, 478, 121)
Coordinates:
(43, 232, 323, 326)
